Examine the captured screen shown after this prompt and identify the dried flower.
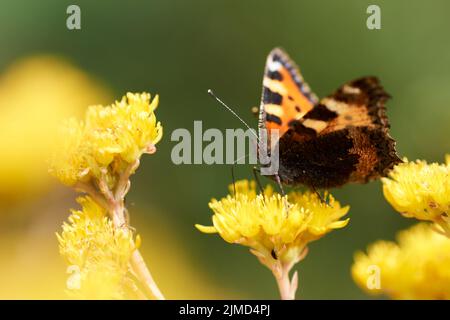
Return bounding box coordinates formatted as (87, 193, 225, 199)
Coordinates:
(52, 91, 165, 300)
(352, 223, 450, 299)
(57, 196, 138, 299)
(196, 180, 349, 299)
(382, 156, 450, 235)
(49, 92, 162, 186)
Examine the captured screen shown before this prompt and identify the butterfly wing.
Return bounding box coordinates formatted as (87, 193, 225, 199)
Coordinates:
(307, 77, 390, 135)
(318, 77, 401, 181)
(278, 77, 401, 187)
(259, 48, 318, 138)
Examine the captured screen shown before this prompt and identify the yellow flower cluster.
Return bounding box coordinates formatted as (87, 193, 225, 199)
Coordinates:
(57, 196, 139, 299)
(196, 180, 349, 267)
(49, 92, 162, 186)
(382, 156, 450, 234)
(352, 223, 450, 299)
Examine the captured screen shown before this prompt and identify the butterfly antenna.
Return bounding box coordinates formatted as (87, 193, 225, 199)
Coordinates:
(207, 89, 258, 140)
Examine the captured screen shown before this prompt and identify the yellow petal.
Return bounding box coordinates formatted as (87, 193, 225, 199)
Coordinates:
(195, 224, 218, 234)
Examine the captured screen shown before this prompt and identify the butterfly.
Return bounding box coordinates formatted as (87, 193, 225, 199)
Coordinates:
(257, 48, 401, 190)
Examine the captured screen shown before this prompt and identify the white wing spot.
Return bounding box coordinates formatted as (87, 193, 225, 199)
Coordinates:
(342, 85, 362, 95)
(268, 60, 282, 72)
(303, 119, 328, 132)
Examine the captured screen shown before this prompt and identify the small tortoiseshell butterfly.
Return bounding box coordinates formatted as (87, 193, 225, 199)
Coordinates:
(258, 48, 401, 189)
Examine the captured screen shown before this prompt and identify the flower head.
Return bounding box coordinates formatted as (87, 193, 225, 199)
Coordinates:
(49, 92, 162, 186)
(196, 180, 349, 268)
(49, 118, 90, 185)
(382, 156, 450, 234)
(352, 223, 450, 299)
(57, 196, 139, 299)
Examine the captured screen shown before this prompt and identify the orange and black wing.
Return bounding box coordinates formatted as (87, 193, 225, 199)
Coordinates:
(278, 77, 401, 187)
(258, 48, 318, 138)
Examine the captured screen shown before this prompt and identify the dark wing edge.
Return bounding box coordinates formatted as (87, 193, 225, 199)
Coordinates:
(330, 77, 402, 177)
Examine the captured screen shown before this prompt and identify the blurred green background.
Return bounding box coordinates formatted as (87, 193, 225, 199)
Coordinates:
(0, 0, 449, 299)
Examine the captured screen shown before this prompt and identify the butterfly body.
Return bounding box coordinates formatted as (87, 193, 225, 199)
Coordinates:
(259, 48, 401, 189)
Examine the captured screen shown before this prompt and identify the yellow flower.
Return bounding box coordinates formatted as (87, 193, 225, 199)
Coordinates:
(352, 223, 450, 299)
(86, 93, 162, 164)
(196, 180, 349, 267)
(382, 156, 450, 234)
(57, 196, 138, 299)
(48, 118, 90, 186)
(49, 92, 163, 186)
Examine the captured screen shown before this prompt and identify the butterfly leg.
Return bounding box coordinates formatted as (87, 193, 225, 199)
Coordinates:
(252, 166, 265, 199)
(274, 174, 286, 197)
(274, 174, 291, 212)
(231, 164, 263, 200)
(310, 185, 329, 205)
(230, 165, 237, 199)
